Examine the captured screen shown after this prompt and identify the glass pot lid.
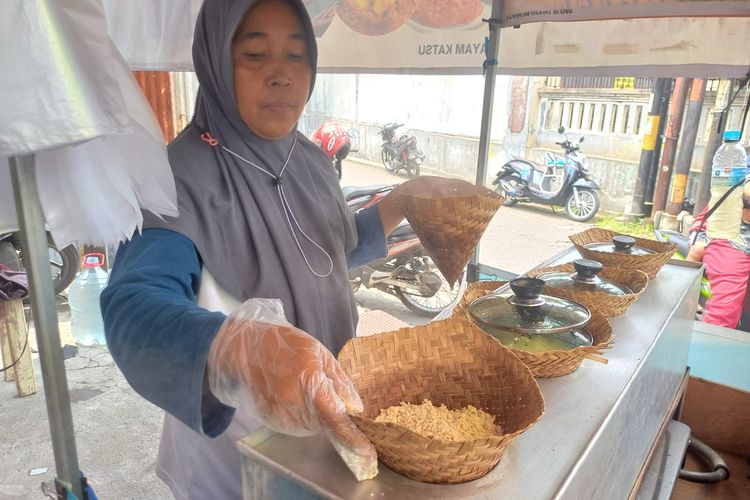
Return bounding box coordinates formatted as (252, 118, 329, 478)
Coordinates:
(468, 277, 591, 335)
(536, 259, 633, 296)
(584, 235, 655, 255)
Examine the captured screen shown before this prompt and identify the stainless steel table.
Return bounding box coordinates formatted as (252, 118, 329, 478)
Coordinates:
(238, 249, 702, 499)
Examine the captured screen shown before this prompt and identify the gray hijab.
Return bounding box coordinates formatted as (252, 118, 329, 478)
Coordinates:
(144, 0, 359, 354)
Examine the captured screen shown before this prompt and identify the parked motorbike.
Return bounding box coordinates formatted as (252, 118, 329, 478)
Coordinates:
(311, 122, 355, 180)
(344, 184, 464, 317)
(379, 123, 424, 179)
(0, 231, 79, 295)
(493, 127, 600, 222)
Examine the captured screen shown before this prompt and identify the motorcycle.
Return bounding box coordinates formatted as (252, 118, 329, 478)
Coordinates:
(379, 123, 424, 179)
(343, 184, 464, 317)
(311, 122, 355, 180)
(493, 127, 600, 222)
(0, 231, 79, 295)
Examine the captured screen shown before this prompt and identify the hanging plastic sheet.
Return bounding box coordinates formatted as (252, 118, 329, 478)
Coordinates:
(0, 0, 177, 247)
(101, 0, 202, 71)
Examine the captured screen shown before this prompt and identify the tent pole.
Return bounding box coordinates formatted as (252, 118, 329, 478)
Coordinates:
(9, 155, 83, 500)
(468, 0, 504, 283)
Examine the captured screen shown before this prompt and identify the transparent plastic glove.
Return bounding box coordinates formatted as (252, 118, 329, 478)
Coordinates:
(208, 298, 378, 481)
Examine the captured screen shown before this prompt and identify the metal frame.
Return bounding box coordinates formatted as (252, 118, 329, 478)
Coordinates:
(9, 155, 83, 499)
(237, 251, 702, 499)
(468, 0, 504, 283)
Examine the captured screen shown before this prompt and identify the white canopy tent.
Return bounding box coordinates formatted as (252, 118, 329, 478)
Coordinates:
(1, 0, 748, 497)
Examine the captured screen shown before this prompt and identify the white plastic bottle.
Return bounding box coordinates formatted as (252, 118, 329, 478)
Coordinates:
(68, 253, 109, 346)
(706, 130, 747, 242)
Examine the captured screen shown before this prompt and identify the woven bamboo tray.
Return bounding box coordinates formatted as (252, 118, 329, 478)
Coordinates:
(338, 317, 544, 484)
(569, 228, 675, 279)
(398, 178, 504, 286)
(452, 295, 614, 378)
(527, 263, 649, 317)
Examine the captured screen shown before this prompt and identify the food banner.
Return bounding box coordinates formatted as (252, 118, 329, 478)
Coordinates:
(102, 0, 750, 75)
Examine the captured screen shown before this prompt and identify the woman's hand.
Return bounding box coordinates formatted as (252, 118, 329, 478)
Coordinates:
(208, 299, 378, 480)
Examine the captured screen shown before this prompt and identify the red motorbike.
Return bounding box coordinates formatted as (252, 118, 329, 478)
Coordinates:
(311, 122, 353, 180)
(344, 184, 464, 317)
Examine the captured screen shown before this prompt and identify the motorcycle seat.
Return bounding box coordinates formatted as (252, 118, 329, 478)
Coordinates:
(343, 184, 392, 201)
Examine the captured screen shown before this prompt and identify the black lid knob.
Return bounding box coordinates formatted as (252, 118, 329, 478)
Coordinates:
(509, 278, 545, 300)
(573, 259, 603, 279)
(612, 235, 636, 252)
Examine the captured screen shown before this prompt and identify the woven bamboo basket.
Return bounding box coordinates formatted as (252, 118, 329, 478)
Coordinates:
(527, 263, 649, 317)
(452, 297, 614, 378)
(569, 228, 676, 279)
(398, 178, 504, 286)
(338, 317, 544, 484)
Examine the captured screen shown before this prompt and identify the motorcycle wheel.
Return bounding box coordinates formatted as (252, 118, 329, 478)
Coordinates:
(496, 175, 522, 207)
(564, 188, 600, 222)
(53, 244, 80, 294)
(15, 236, 80, 294)
(395, 259, 465, 317)
(406, 159, 420, 178)
(381, 149, 398, 173)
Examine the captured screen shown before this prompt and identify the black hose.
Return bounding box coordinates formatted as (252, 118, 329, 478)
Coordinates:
(678, 437, 730, 484)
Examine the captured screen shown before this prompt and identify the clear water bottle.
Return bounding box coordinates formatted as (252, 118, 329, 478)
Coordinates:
(68, 253, 109, 346)
(706, 130, 747, 242)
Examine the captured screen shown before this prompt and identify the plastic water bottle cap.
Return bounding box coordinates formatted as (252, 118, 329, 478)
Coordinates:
(723, 130, 741, 142)
(82, 253, 104, 268)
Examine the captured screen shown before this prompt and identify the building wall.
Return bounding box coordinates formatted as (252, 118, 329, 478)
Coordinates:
(164, 72, 750, 214)
(300, 73, 513, 182)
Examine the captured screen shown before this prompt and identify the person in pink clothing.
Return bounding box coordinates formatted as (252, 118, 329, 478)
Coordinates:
(700, 147, 750, 329)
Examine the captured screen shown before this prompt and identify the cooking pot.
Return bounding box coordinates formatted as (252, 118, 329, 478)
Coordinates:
(584, 235, 655, 256)
(468, 278, 594, 353)
(536, 259, 633, 296)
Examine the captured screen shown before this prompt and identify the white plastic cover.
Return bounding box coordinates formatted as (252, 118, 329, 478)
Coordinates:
(0, 0, 177, 247)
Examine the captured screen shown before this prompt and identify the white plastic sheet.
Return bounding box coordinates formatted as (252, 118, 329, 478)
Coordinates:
(101, 0, 202, 71)
(0, 0, 177, 247)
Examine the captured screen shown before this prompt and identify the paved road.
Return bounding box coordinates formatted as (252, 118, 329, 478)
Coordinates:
(340, 158, 594, 326)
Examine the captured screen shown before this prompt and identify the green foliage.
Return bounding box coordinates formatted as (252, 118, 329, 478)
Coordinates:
(594, 213, 654, 239)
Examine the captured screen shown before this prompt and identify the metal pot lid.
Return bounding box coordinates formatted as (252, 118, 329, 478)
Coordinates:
(468, 277, 591, 335)
(536, 259, 632, 296)
(584, 235, 655, 255)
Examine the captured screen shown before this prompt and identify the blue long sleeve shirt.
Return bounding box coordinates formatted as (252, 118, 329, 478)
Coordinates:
(101, 205, 386, 437)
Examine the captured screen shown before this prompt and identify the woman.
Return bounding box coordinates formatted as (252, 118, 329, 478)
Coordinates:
(102, 0, 439, 497)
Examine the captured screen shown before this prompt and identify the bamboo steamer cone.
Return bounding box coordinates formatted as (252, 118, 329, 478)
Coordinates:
(398, 178, 504, 286)
(338, 317, 544, 484)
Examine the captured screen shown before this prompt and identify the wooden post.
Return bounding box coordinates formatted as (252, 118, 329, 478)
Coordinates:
(0, 299, 37, 396)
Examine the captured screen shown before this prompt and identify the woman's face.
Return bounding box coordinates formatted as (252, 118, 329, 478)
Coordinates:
(232, 0, 312, 139)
